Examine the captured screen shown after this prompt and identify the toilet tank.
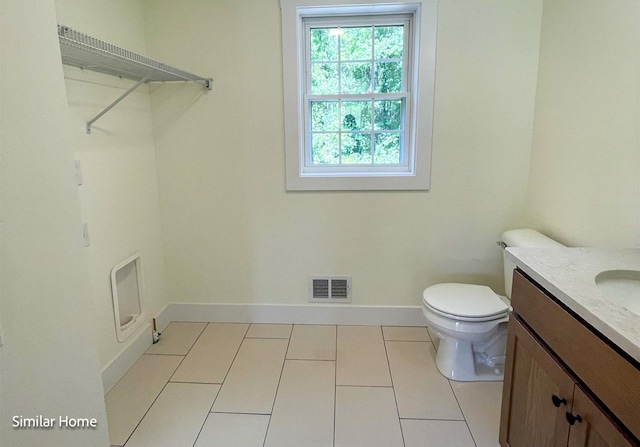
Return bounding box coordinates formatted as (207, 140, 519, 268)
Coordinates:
(501, 229, 564, 298)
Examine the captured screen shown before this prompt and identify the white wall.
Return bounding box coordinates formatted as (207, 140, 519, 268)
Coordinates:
(526, 0, 640, 247)
(54, 0, 170, 368)
(0, 0, 109, 445)
(143, 0, 543, 305)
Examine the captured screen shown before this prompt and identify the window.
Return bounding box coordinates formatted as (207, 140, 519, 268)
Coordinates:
(306, 17, 410, 170)
(282, 0, 437, 191)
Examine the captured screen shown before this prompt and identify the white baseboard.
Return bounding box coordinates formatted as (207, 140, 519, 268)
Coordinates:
(153, 303, 173, 333)
(162, 302, 426, 326)
(101, 323, 152, 395)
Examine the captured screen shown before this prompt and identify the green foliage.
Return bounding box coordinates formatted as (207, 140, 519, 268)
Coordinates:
(309, 24, 405, 165)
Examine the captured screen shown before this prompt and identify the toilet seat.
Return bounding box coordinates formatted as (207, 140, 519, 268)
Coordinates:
(423, 283, 508, 322)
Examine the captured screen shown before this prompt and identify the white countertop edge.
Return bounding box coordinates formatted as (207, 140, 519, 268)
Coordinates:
(505, 248, 640, 364)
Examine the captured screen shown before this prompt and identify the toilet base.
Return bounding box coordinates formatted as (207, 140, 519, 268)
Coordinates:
(434, 338, 505, 382)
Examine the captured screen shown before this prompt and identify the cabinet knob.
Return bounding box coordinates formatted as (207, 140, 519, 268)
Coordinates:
(551, 395, 567, 407)
(566, 412, 583, 425)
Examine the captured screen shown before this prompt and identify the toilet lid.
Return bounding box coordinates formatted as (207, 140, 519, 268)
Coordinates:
(423, 283, 508, 319)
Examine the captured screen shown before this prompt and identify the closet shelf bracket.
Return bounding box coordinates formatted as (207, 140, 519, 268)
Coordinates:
(57, 24, 213, 134)
(86, 72, 153, 134)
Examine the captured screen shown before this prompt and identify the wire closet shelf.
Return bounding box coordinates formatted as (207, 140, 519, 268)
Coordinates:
(57, 24, 212, 133)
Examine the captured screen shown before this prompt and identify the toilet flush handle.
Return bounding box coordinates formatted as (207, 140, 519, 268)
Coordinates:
(497, 241, 508, 249)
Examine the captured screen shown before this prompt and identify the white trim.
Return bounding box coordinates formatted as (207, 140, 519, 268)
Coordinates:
(110, 253, 146, 342)
(101, 323, 152, 395)
(153, 303, 173, 333)
(160, 302, 426, 326)
(282, 0, 437, 191)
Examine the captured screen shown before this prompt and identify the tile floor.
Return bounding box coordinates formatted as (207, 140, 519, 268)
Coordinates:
(106, 322, 503, 447)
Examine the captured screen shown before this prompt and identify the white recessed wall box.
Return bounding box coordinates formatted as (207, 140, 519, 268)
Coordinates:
(111, 253, 146, 342)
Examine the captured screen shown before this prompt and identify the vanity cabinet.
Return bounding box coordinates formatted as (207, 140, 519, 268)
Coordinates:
(499, 269, 640, 447)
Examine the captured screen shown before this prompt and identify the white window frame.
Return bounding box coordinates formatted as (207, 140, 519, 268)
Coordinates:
(281, 0, 437, 191)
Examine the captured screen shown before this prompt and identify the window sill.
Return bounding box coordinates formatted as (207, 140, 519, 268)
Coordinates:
(285, 171, 431, 191)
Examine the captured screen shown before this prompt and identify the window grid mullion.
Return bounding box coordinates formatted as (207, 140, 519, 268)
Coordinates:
(370, 25, 375, 94)
(370, 98, 375, 163)
(337, 33, 342, 163)
(337, 30, 342, 95)
(308, 93, 407, 100)
(337, 99, 342, 164)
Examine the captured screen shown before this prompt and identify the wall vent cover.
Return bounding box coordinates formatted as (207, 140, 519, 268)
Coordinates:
(309, 276, 352, 303)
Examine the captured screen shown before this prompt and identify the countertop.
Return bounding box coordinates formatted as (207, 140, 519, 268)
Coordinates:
(504, 247, 640, 363)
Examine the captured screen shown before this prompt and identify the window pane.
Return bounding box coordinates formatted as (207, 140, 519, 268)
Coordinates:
(310, 28, 338, 61)
(374, 26, 404, 60)
(374, 61, 402, 93)
(374, 133, 401, 164)
(340, 26, 372, 61)
(311, 101, 339, 131)
(341, 62, 371, 94)
(374, 100, 402, 130)
(341, 101, 372, 131)
(311, 133, 340, 164)
(342, 133, 372, 164)
(311, 63, 339, 94)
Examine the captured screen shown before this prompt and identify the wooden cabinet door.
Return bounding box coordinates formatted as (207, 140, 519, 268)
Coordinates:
(500, 316, 574, 447)
(567, 386, 638, 447)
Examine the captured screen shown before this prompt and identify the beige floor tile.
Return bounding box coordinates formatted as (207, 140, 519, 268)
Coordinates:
(264, 360, 335, 447)
(450, 381, 503, 447)
(194, 413, 269, 447)
(105, 354, 182, 446)
(145, 322, 207, 355)
(336, 326, 391, 386)
(211, 338, 288, 414)
(170, 323, 248, 383)
(383, 326, 431, 341)
(401, 419, 476, 447)
(286, 325, 336, 360)
(386, 341, 463, 420)
(335, 386, 403, 447)
(125, 382, 220, 447)
(246, 324, 292, 339)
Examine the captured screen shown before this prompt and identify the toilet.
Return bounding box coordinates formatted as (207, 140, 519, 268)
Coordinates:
(422, 229, 563, 381)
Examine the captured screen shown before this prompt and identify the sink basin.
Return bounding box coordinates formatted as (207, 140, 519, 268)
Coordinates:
(595, 270, 640, 316)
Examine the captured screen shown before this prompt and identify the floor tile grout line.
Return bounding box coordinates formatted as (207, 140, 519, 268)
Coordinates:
(246, 337, 291, 339)
(120, 368, 173, 446)
(335, 384, 395, 388)
(122, 322, 209, 446)
(383, 333, 406, 447)
(399, 417, 468, 422)
(218, 323, 251, 386)
(210, 411, 272, 416)
(263, 415, 272, 447)
(333, 325, 338, 447)
(447, 378, 479, 447)
(195, 324, 252, 445)
(190, 391, 221, 447)
(120, 324, 205, 446)
(261, 327, 292, 447)
(209, 323, 252, 412)
(383, 339, 431, 343)
(166, 322, 209, 382)
(286, 357, 335, 362)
